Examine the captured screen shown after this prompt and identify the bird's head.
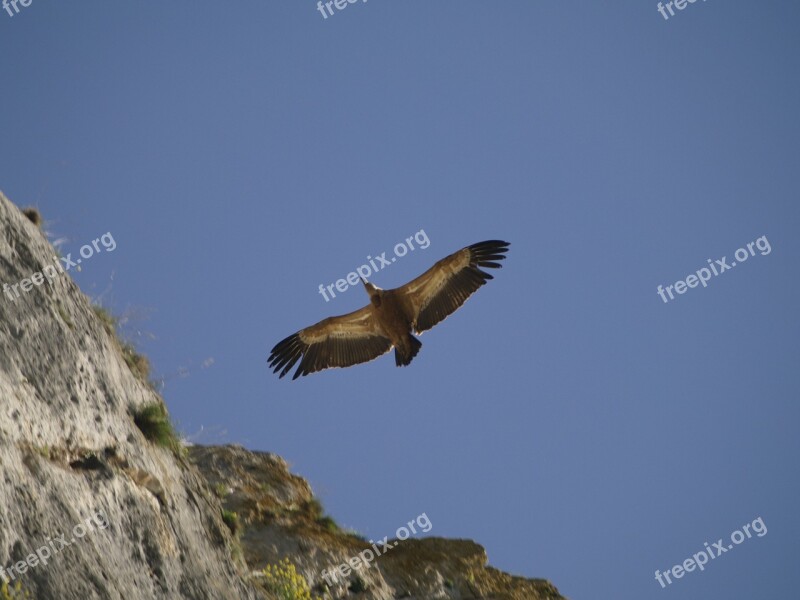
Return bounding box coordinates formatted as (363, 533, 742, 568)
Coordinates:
(360, 277, 382, 305)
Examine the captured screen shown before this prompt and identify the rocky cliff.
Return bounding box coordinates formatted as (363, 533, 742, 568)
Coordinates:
(0, 191, 565, 600)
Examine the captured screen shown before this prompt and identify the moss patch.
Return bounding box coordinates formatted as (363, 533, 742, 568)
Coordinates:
(132, 402, 181, 454)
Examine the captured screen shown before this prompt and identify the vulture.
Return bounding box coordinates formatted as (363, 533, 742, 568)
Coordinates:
(268, 240, 509, 379)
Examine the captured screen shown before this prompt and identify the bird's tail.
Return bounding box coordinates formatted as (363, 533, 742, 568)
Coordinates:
(395, 335, 422, 367)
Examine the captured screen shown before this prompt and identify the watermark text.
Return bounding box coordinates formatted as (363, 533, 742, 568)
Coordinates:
(0, 511, 109, 583)
(656, 235, 771, 303)
(3, 232, 116, 303)
(655, 516, 767, 588)
(318, 229, 430, 302)
(321, 512, 432, 586)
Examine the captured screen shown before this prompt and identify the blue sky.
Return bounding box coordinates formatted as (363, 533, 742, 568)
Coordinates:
(2, 2, 799, 599)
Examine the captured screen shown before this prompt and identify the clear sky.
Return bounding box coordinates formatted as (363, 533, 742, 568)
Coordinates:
(1, 2, 799, 599)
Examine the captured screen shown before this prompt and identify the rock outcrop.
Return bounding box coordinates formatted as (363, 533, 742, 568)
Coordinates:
(190, 444, 565, 600)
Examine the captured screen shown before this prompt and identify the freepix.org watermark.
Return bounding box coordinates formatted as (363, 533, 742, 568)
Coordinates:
(321, 512, 432, 586)
(0, 511, 109, 583)
(656, 235, 771, 304)
(657, 0, 708, 21)
(2, 232, 116, 303)
(2, 0, 33, 18)
(317, 229, 430, 302)
(654, 516, 767, 588)
(316, 0, 368, 20)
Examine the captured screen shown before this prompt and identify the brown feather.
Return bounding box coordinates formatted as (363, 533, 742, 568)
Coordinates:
(396, 240, 509, 333)
(268, 305, 392, 379)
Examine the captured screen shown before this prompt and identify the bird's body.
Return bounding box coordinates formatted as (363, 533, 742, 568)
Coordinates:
(361, 283, 421, 366)
(268, 240, 509, 379)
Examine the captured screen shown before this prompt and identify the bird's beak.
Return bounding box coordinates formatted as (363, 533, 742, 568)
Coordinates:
(360, 276, 367, 287)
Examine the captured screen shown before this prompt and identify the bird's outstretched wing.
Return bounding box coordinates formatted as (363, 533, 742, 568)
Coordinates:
(268, 305, 392, 380)
(395, 240, 509, 334)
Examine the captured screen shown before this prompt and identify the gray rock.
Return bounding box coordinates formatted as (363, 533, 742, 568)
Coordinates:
(0, 191, 260, 600)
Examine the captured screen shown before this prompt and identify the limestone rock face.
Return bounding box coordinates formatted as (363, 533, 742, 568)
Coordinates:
(0, 191, 565, 600)
(0, 192, 258, 600)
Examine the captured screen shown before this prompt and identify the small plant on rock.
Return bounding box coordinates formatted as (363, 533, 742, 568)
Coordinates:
(261, 558, 320, 600)
(0, 581, 29, 599)
(221, 509, 240, 536)
(132, 402, 181, 454)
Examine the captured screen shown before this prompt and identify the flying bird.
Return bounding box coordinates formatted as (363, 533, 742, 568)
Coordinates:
(268, 240, 509, 379)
